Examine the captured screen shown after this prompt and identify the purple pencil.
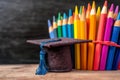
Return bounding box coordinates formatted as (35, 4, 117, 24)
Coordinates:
(100, 4, 114, 70)
(113, 5, 119, 20)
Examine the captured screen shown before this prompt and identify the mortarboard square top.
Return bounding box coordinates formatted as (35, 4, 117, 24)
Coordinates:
(27, 38, 92, 48)
(27, 38, 92, 74)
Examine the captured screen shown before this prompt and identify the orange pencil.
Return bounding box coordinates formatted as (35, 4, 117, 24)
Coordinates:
(94, 1, 107, 70)
(88, 1, 96, 70)
(80, 6, 87, 70)
(86, 3, 91, 39)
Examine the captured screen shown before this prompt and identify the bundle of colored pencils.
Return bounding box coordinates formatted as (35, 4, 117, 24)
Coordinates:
(47, 1, 120, 70)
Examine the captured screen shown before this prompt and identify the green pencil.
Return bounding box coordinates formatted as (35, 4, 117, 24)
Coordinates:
(57, 13, 62, 38)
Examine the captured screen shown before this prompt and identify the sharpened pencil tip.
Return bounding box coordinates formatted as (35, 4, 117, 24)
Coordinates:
(69, 9, 72, 17)
(104, 1, 107, 7)
(75, 5, 78, 15)
(97, 6, 101, 15)
(53, 16, 56, 22)
(109, 4, 114, 11)
(63, 13, 67, 19)
(48, 19, 52, 27)
(58, 13, 61, 20)
(82, 6, 85, 14)
(92, 1, 96, 9)
(87, 3, 91, 11)
(114, 5, 119, 14)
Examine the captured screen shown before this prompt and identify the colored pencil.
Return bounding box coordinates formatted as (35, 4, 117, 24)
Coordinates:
(88, 1, 96, 70)
(96, 6, 101, 32)
(79, 6, 82, 19)
(112, 38, 120, 70)
(53, 16, 58, 38)
(118, 40, 120, 70)
(118, 50, 120, 70)
(113, 5, 119, 20)
(48, 19, 54, 38)
(57, 13, 62, 38)
(106, 12, 120, 70)
(86, 3, 91, 39)
(74, 5, 81, 69)
(62, 13, 68, 37)
(68, 9, 75, 68)
(100, 4, 114, 70)
(68, 9, 74, 38)
(94, 1, 107, 70)
(80, 6, 87, 70)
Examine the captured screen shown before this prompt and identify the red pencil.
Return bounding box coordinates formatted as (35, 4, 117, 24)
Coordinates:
(94, 1, 107, 70)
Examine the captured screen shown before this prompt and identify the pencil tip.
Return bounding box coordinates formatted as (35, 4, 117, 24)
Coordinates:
(97, 6, 101, 14)
(82, 6, 85, 14)
(104, 0, 107, 7)
(87, 3, 91, 10)
(79, 6, 82, 14)
(69, 9, 72, 17)
(92, 1, 96, 9)
(48, 19, 52, 27)
(53, 16, 56, 22)
(63, 13, 67, 19)
(109, 4, 114, 11)
(75, 5, 78, 15)
(114, 5, 119, 14)
(58, 13, 61, 20)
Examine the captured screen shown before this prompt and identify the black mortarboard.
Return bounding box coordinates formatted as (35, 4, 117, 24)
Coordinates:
(27, 38, 92, 75)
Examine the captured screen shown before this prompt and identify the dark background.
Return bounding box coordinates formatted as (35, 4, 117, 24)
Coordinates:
(0, 0, 120, 64)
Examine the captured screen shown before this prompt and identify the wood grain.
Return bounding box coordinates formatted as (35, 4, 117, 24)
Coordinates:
(0, 64, 120, 80)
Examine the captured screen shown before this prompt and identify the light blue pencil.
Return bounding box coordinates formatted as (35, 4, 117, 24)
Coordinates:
(62, 13, 68, 37)
(48, 19, 54, 38)
(53, 16, 58, 38)
(68, 9, 75, 68)
(68, 9, 74, 38)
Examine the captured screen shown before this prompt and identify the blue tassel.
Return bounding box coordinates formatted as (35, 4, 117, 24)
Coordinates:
(35, 51, 48, 75)
(36, 39, 61, 75)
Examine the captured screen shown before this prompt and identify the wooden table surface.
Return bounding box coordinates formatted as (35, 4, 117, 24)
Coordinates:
(0, 64, 120, 80)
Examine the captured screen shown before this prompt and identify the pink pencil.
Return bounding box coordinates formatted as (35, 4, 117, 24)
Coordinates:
(100, 4, 114, 70)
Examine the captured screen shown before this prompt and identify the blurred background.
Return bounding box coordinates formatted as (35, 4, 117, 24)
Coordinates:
(0, 0, 120, 64)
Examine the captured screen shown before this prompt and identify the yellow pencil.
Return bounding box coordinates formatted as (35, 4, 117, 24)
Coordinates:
(88, 1, 96, 70)
(74, 5, 81, 69)
(80, 6, 87, 70)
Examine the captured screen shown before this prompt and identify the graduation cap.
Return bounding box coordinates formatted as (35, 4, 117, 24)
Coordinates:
(27, 38, 92, 75)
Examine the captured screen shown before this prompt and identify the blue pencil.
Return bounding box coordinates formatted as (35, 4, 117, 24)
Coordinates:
(62, 13, 68, 37)
(117, 48, 120, 70)
(106, 12, 120, 70)
(53, 16, 58, 38)
(68, 9, 75, 68)
(68, 9, 74, 38)
(112, 38, 120, 70)
(48, 19, 54, 38)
